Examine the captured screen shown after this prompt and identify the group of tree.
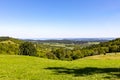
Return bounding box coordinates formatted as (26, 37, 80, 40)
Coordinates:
(19, 42, 37, 56)
(88, 38, 120, 54)
(45, 38, 120, 60)
(1, 37, 120, 61)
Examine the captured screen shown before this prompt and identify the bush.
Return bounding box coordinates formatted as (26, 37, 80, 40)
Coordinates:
(19, 42, 37, 56)
(46, 52, 58, 59)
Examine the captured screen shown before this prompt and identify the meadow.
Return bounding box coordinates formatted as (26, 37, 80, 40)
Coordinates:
(0, 53, 120, 80)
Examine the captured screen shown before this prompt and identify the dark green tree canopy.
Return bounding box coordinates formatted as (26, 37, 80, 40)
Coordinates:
(19, 42, 37, 56)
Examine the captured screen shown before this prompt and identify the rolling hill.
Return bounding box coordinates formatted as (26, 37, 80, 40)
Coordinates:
(0, 54, 119, 80)
(0, 37, 23, 55)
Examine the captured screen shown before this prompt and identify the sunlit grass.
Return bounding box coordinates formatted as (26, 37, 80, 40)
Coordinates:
(0, 54, 120, 80)
(84, 53, 120, 60)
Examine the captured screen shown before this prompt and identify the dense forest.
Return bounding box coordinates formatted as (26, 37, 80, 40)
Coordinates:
(0, 37, 119, 61)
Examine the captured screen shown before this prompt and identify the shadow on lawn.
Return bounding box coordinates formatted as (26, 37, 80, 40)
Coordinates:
(45, 67, 120, 79)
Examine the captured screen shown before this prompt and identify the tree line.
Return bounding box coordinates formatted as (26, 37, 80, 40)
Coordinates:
(19, 38, 120, 61)
(0, 37, 120, 61)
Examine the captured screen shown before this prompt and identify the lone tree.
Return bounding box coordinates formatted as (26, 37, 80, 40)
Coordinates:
(19, 42, 37, 56)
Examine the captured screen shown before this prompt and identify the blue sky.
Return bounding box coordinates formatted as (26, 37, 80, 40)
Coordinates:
(0, 0, 120, 39)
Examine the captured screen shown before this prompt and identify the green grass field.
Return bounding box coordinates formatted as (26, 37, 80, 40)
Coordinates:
(0, 54, 120, 80)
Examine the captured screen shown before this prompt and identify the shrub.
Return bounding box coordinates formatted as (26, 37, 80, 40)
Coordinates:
(19, 42, 37, 56)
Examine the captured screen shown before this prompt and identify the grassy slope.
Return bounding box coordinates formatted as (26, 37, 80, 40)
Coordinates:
(0, 54, 120, 80)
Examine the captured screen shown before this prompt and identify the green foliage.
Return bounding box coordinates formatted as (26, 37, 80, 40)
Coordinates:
(0, 37, 23, 44)
(72, 50, 82, 59)
(0, 42, 19, 55)
(19, 42, 37, 56)
(0, 37, 23, 55)
(46, 52, 58, 59)
(52, 48, 69, 60)
(35, 38, 120, 60)
(109, 45, 119, 53)
(1, 36, 120, 61)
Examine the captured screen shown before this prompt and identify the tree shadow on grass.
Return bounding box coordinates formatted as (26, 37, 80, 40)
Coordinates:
(45, 67, 120, 79)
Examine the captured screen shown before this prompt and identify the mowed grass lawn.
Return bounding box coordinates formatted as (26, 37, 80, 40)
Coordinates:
(0, 53, 120, 80)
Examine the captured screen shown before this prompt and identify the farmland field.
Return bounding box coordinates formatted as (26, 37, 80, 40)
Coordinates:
(0, 53, 120, 80)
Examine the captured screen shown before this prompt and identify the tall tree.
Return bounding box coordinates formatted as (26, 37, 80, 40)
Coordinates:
(19, 42, 37, 56)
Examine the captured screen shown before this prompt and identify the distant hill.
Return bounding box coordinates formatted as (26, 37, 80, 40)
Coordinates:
(97, 38, 120, 47)
(25, 38, 114, 44)
(0, 37, 24, 55)
(63, 38, 114, 41)
(0, 37, 23, 44)
(87, 38, 120, 55)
